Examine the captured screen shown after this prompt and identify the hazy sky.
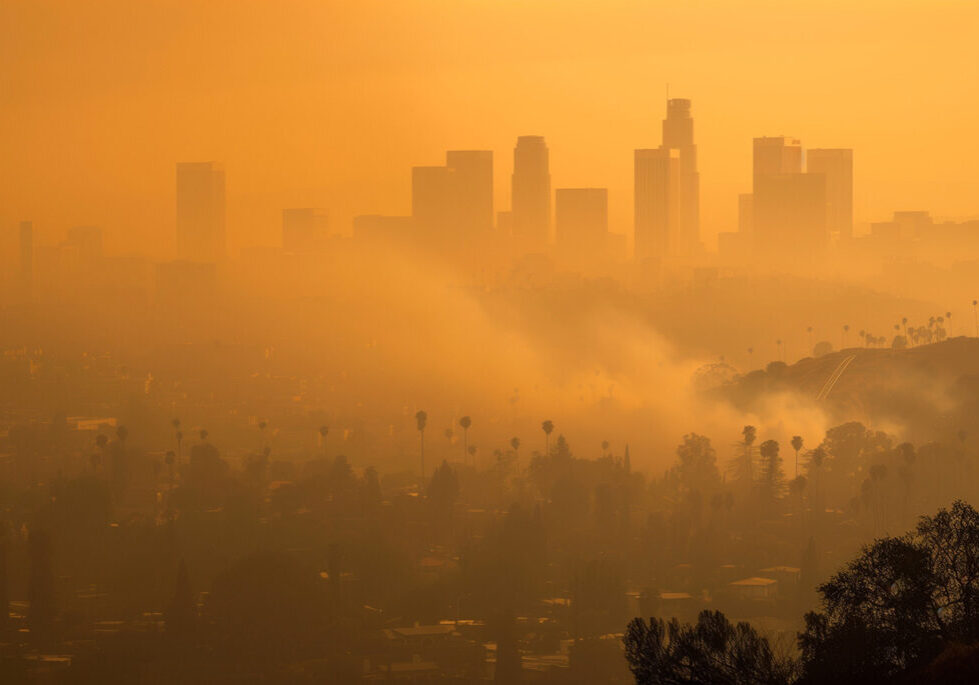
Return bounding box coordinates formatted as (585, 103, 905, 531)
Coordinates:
(2, 0, 977, 254)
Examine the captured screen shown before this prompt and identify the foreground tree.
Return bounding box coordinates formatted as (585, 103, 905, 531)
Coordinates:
(624, 610, 796, 684)
(799, 500, 979, 683)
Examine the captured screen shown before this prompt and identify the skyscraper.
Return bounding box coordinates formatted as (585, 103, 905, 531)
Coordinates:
(753, 137, 803, 190)
(411, 165, 457, 241)
(751, 137, 828, 256)
(661, 99, 700, 251)
(282, 208, 328, 252)
(176, 162, 226, 262)
(634, 148, 681, 262)
(446, 150, 494, 235)
(807, 149, 853, 240)
(555, 188, 608, 262)
(753, 172, 827, 255)
(511, 136, 551, 252)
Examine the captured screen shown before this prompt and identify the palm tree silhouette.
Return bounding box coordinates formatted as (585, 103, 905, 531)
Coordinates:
(542, 420, 554, 455)
(791, 435, 803, 479)
(415, 410, 428, 483)
(973, 300, 978, 337)
(510, 437, 520, 461)
(842, 324, 850, 349)
(776, 339, 783, 361)
(459, 416, 472, 465)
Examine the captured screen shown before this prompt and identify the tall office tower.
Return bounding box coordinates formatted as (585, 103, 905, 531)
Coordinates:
(807, 149, 853, 240)
(753, 137, 803, 191)
(446, 150, 494, 234)
(661, 99, 700, 250)
(412, 165, 457, 241)
(282, 208, 328, 252)
(634, 148, 681, 261)
(176, 162, 226, 262)
(19, 221, 33, 300)
(511, 136, 551, 251)
(555, 188, 608, 260)
(753, 173, 827, 254)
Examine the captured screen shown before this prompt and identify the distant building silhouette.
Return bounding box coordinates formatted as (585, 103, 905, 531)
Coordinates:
(353, 215, 413, 243)
(446, 150, 494, 236)
(753, 137, 803, 188)
(555, 188, 608, 263)
(751, 137, 827, 256)
(282, 208, 328, 252)
(634, 100, 700, 263)
(661, 99, 700, 252)
(807, 149, 853, 241)
(511, 136, 551, 252)
(634, 148, 681, 261)
(412, 151, 493, 250)
(412, 165, 457, 243)
(176, 162, 226, 262)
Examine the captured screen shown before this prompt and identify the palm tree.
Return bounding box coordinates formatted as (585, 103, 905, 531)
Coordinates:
(459, 416, 472, 465)
(601, 440, 610, 457)
(542, 420, 554, 455)
(791, 435, 803, 479)
(199, 428, 208, 442)
(842, 324, 850, 349)
(319, 425, 328, 458)
(902, 317, 909, 345)
(973, 300, 978, 337)
(510, 437, 520, 461)
(172, 418, 183, 464)
(416, 410, 428, 483)
(776, 339, 783, 361)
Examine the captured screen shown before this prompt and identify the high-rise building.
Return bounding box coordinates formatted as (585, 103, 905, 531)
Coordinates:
(511, 136, 551, 252)
(751, 137, 829, 256)
(282, 208, 328, 252)
(753, 172, 827, 254)
(634, 148, 681, 261)
(661, 99, 700, 251)
(807, 149, 853, 240)
(555, 188, 608, 260)
(446, 150, 494, 235)
(176, 162, 226, 262)
(753, 137, 803, 191)
(411, 165, 457, 241)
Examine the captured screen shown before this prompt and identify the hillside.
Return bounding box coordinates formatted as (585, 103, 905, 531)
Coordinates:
(718, 336, 979, 440)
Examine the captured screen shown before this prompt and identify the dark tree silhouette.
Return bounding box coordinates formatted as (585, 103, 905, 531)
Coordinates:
(541, 419, 554, 455)
(791, 435, 804, 479)
(799, 500, 979, 683)
(459, 415, 472, 465)
(625, 610, 796, 684)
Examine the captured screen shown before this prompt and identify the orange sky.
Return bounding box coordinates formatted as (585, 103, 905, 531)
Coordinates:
(2, 0, 977, 255)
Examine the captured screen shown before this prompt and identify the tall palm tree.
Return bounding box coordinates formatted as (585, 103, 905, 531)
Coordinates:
(510, 436, 520, 461)
(776, 339, 783, 361)
(416, 410, 428, 483)
(973, 300, 978, 337)
(842, 324, 850, 349)
(172, 418, 183, 464)
(791, 435, 804, 479)
(459, 416, 472, 465)
(542, 420, 554, 456)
